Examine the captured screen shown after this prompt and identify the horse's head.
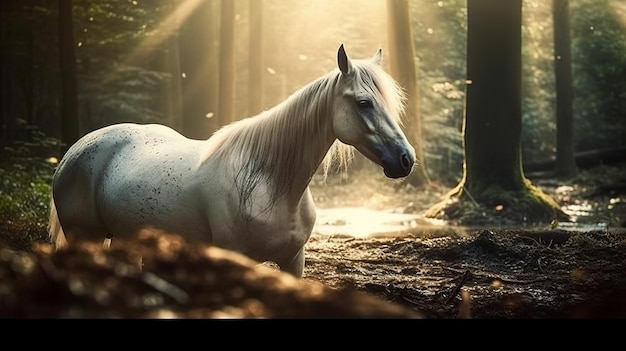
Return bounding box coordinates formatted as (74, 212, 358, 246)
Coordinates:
(332, 44, 416, 179)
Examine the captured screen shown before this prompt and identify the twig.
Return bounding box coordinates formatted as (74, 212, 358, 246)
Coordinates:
(443, 266, 549, 285)
(536, 257, 545, 274)
(342, 258, 409, 265)
(462, 186, 479, 207)
(519, 235, 554, 250)
(327, 235, 355, 243)
(140, 271, 189, 304)
(445, 270, 471, 304)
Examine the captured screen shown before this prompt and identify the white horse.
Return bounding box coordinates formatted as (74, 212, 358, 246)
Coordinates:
(48, 45, 416, 277)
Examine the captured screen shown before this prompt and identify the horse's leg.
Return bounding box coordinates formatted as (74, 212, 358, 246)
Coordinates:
(48, 197, 68, 250)
(281, 247, 305, 278)
(103, 234, 112, 249)
(104, 235, 143, 271)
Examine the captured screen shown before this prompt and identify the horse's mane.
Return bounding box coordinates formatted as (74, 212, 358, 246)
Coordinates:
(201, 58, 405, 214)
(352, 60, 407, 125)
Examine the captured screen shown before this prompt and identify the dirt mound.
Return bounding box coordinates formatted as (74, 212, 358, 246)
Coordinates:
(0, 232, 420, 318)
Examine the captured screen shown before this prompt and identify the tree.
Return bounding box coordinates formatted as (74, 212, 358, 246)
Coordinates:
(179, 0, 218, 139)
(248, 0, 263, 116)
(553, 0, 577, 178)
(425, 0, 567, 225)
(0, 1, 30, 148)
(218, 0, 235, 125)
(386, 0, 430, 186)
(58, 0, 80, 156)
(157, 0, 183, 131)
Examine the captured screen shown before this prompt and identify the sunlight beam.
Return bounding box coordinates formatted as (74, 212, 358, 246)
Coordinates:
(121, 0, 204, 68)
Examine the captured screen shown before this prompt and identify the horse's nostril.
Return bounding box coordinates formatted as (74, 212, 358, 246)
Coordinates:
(401, 153, 412, 170)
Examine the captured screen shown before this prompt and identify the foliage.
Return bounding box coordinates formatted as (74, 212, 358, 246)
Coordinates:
(0, 120, 58, 227)
(520, 0, 626, 161)
(410, 0, 466, 184)
(570, 0, 626, 150)
(81, 65, 168, 127)
(72, 0, 172, 130)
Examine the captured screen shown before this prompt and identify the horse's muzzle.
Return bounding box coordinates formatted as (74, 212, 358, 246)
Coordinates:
(382, 149, 415, 178)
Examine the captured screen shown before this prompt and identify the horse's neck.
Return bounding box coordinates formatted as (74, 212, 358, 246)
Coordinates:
(210, 75, 338, 208)
(257, 76, 339, 196)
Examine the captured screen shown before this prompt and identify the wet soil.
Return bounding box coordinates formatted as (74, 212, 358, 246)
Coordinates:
(304, 161, 626, 318)
(303, 228, 626, 318)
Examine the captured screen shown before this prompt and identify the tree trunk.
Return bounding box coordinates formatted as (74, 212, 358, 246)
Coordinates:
(525, 147, 626, 174)
(58, 0, 80, 157)
(425, 0, 567, 225)
(218, 0, 235, 125)
(248, 0, 263, 116)
(386, 0, 430, 186)
(179, 0, 218, 139)
(156, 0, 183, 131)
(553, 0, 577, 178)
(159, 33, 183, 132)
(77, 0, 92, 133)
(24, 12, 34, 128)
(465, 0, 523, 192)
(0, 3, 10, 148)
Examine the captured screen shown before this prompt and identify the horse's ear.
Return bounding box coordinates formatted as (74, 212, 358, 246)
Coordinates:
(337, 44, 353, 75)
(372, 48, 383, 65)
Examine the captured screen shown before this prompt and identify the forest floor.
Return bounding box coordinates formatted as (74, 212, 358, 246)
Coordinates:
(304, 160, 626, 318)
(0, 160, 625, 318)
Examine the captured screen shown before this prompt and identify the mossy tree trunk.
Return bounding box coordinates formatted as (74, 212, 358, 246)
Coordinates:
(425, 0, 568, 225)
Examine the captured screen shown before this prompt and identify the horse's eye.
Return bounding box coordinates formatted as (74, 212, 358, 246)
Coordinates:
(358, 99, 373, 109)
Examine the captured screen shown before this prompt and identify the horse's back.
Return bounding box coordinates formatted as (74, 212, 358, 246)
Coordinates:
(54, 123, 187, 193)
(57, 123, 186, 173)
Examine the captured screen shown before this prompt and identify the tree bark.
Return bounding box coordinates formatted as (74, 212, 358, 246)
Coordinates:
(179, 0, 218, 139)
(0, 3, 10, 148)
(464, 0, 523, 193)
(553, 0, 577, 177)
(525, 147, 626, 174)
(386, 0, 430, 186)
(156, 0, 183, 131)
(58, 0, 80, 157)
(218, 0, 235, 125)
(248, 0, 264, 116)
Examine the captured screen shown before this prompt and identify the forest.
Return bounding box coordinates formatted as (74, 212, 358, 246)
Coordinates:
(0, 0, 625, 318)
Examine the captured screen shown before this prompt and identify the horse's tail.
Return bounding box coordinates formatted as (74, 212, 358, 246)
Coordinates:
(48, 195, 68, 250)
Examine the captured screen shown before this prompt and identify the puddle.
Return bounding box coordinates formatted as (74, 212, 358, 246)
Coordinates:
(313, 206, 626, 239)
(313, 207, 434, 239)
(554, 221, 610, 232)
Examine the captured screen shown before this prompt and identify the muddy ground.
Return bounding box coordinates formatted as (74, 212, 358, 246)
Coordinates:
(304, 228, 626, 318)
(304, 161, 626, 318)
(1, 161, 625, 318)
